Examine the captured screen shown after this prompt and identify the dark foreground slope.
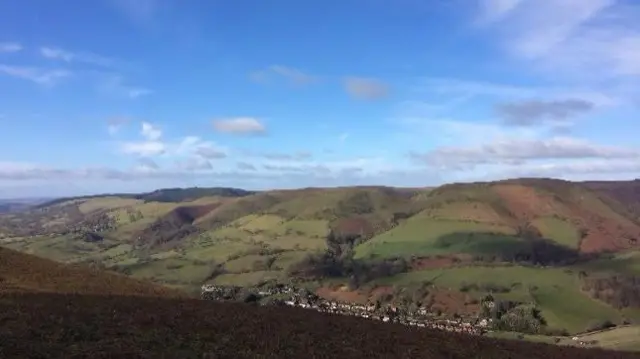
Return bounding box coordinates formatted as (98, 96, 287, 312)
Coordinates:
(0, 247, 187, 297)
(1, 293, 639, 359)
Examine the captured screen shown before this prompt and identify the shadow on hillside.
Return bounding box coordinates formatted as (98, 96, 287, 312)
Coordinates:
(433, 232, 581, 266)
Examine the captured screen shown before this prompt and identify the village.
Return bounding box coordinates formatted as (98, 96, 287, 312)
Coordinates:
(201, 283, 491, 336)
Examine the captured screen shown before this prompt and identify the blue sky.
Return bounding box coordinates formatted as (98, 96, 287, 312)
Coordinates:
(1, 0, 639, 197)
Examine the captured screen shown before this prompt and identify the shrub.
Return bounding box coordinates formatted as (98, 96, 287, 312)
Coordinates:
(585, 320, 616, 332)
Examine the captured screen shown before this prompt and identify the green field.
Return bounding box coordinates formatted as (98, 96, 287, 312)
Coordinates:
(355, 218, 517, 259)
(532, 217, 580, 248)
(375, 265, 624, 334)
(571, 326, 640, 351)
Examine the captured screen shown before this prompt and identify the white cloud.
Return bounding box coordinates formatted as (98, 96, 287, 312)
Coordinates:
(120, 141, 166, 157)
(0, 64, 70, 86)
(40, 46, 116, 68)
(119, 122, 165, 156)
(0, 42, 22, 53)
(141, 121, 162, 141)
(117, 122, 229, 164)
(212, 117, 266, 135)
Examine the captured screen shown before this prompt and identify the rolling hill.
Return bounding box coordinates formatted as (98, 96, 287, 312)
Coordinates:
(2, 178, 640, 340)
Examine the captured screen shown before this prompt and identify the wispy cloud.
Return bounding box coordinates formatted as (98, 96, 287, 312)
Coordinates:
(476, 0, 524, 23)
(108, 0, 162, 25)
(477, 0, 640, 81)
(0, 42, 22, 53)
(212, 117, 267, 135)
(496, 99, 595, 126)
(40, 46, 115, 67)
(0, 64, 70, 86)
(250, 65, 318, 86)
(107, 116, 130, 135)
(99, 75, 152, 99)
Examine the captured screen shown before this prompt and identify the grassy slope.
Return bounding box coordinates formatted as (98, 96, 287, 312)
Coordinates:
(375, 265, 626, 333)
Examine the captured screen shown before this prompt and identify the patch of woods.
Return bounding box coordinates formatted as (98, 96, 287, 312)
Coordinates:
(288, 229, 409, 287)
(581, 273, 640, 309)
(479, 295, 554, 335)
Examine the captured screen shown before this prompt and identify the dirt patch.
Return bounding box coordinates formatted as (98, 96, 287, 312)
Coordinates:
(316, 285, 369, 304)
(331, 216, 375, 237)
(492, 184, 640, 253)
(369, 285, 395, 301)
(429, 288, 480, 317)
(410, 255, 473, 271)
(492, 184, 567, 221)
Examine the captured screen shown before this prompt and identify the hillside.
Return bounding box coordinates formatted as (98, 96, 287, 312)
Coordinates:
(2, 178, 640, 341)
(2, 292, 640, 359)
(0, 246, 187, 298)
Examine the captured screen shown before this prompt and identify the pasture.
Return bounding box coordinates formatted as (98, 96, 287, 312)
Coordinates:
(354, 218, 517, 259)
(375, 265, 623, 334)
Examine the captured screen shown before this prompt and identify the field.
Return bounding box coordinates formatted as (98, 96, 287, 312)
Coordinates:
(375, 265, 631, 333)
(570, 326, 640, 352)
(354, 218, 518, 259)
(1, 292, 639, 359)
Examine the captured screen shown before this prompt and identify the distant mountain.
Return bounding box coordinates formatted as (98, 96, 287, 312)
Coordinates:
(0, 197, 55, 213)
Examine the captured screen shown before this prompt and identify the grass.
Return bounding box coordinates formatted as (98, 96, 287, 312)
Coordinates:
(5, 235, 109, 263)
(127, 257, 214, 285)
(572, 326, 640, 351)
(425, 201, 507, 225)
(77, 197, 142, 214)
(574, 250, 640, 276)
(211, 270, 283, 286)
(533, 216, 581, 248)
(355, 218, 516, 259)
(272, 250, 310, 270)
(183, 240, 261, 262)
(224, 254, 268, 272)
(375, 265, 622, 334)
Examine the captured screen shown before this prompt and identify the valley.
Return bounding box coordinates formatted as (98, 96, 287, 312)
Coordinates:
(2, 178, 640, 352)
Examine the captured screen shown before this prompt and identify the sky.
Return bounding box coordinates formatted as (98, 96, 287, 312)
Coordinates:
(0, 0, 639, 198)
